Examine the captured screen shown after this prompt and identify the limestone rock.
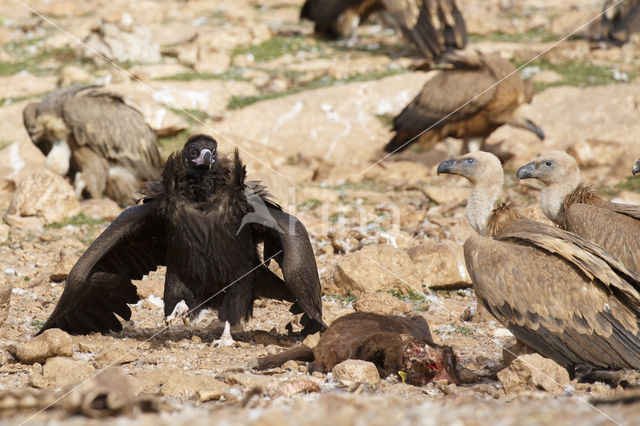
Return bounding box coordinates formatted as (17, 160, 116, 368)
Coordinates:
(15, 329, 73, 364)
(353, 292, 412, 315)
(408, 241, 471, 289)
(50, 247, 80, 282)
(82, 18, 161, 65)
(332, 360, 381, 386)
(58, 65, 93, 87)
(61, 368, 136, 418)
(502, 341, 537, 367)
(79, 198, 122, 221)
(267, 377, 321, 398)
(31, 357, 95, 389)
(0, 223, 8, 243)
(421, 186, 471, 206)
(0, 273, 11, 326)
(161, 371, 229, 399)
(567, 139, 625, 168)
(7, 170, 80, 225)
(0, 73, 58, 101)
(497, 354, 569, 395)
(331, 245, 423, 296)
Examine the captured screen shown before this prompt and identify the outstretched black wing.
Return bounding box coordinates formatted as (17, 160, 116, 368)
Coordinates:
(39, 201, 167, 335)
(251, 197, 327, 333)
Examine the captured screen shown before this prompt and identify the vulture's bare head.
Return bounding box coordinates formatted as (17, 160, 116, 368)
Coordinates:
(22, 103, 45, 145)
(183, 134, 218, 171)
(437, 152, 504, 235)
(516, 151, 579, 185)
(633, 158, 640, 176)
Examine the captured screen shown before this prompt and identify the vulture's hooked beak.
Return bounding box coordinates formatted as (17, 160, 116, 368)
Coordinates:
(516, 162, 536, 180)
(192, 149, 214, 169)
(526, 119, 545, 140)
(633, 159, 640, 176)
(437, 159, 456, 175)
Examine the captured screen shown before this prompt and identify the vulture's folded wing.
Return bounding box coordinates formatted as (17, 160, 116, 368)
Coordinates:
(607, 201, 640, 220)
(251, 202, 327, 331)
(381, 0, 467, 59)
(39, 201, 167, 335)
(464, 232, 640, 369)
(62, 88, 161, 176)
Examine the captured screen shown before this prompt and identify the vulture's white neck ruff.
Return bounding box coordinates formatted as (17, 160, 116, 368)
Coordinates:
(539, 174, 581, 225)
(45, 140, 71, 177)
(466, 179, 502, 236)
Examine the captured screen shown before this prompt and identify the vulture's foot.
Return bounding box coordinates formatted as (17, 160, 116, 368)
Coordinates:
(213, 321, 235, 347)
(164, 300, 190, 327)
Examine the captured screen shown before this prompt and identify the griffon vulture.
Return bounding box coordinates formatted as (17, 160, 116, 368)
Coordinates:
(252, 312, 458, 385)
(385, 52, 544, 154)
(517, 151, 640, 274)
(38, 134, 326, 342)
(438, 151, 640, 370)
(23, 85, 161, 204)
(597, 0, 640, 44)
(300, 0, 467, 60)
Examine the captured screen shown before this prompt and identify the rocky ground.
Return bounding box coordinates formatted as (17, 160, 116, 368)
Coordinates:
(2, 0, 640, 424)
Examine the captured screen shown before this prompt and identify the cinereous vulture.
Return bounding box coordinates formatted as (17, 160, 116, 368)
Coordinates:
(301, 0, 467, 60)
(23, 85, 161, 204)
(385, 51, 544, 154)
(252, 312, 458, 385)
(38, 134, 326, 342)
(517, 151, 640, 274)
(438, 151, 640, 370)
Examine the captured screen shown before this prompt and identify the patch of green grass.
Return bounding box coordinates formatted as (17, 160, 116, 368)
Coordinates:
(30, 319, 45, 329)
(329, 212, 344, 223)
(0, 46, 80, 77)
(324, 290, 357, 305)
(0, 141, 12, 151)
(157, 67, 249, 82)
(434, 324, 475, 336)
(599, 176, 640, 198)
(298, 199, 322, 211)
(329, 180, 388, 193)
(470, 29, 560, 43)
(518, 59, 639, 92)
(232, 36, 313, 62)
(376, 113, 395, 128)
(388, 289, 429, 310)
(46, 213, 107, 230)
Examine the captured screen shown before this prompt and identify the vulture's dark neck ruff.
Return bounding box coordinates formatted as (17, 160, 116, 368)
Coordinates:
(38, 134, 326, 337)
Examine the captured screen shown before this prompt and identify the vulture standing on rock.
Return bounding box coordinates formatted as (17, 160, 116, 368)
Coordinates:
(438, 151, 640, 371)
(23, 85, 161, 204)
(301, 0, 467, 60)
(385, 52, 544, 155)
(517, 151, 640, 274)
(38, 134, 326, 342)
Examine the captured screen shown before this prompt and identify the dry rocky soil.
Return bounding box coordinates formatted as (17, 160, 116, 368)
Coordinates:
(2, 0, 640, 424)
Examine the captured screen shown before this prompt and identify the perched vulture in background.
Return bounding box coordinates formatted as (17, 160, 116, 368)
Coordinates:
(23, 85, 161, 204)
(39, 135, 326, 342)
(597, 0, 640, 44)
(517, 151, 640, 274)
(634, 157, 640, 176)
(438, 151, 640, 371)
(300, 0, 467, 60)
(385, 52, 544, 155)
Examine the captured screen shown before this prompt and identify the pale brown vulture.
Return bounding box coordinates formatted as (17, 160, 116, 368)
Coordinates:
(596, 0, 640, 44)
(300, 0, 467, 60)
(385, 52, 544, 154)
(517, 151, 640, 275)
(438, 151, 640, 370)
(23, 85, 161, 204)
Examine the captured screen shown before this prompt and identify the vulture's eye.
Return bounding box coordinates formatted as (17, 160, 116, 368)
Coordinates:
(189, 148, 198, 158)
(544, 161, 553, 167)
(466, 158, 474, 164)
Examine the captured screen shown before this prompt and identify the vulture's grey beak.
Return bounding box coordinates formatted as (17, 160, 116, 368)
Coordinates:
(526, 119, 545, 140)
(193, 149, 214, 168)
(437, 159, 456, 175)
(517, 162, 536, 180)
(633, 159, 640, 176)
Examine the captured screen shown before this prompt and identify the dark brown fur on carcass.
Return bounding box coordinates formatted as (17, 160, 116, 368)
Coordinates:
(253, 312, 458, 385)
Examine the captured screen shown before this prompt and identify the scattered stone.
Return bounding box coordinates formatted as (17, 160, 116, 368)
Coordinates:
(161, 371, 229, 399)
(15, 329, 73, 364)
(331, 245, 423, 296)
(7, 170, 80, 225)
(408, 241, 471, 289)
(59, 65, 93, 87)
(531, 70, 564, 85)
(332, 360, 381, 386)
(0, 273, 11, 327)
(31, 357, 95, 389)
(61, 368, 136, 418)
(353, 292, 412, 315)
(4, 214, 45, 231)
(225, 373, 273, 389)
(567, 139, 625, 168)
(282, 360, 300, 372)
(50, 247, 80, 282)
(0, 223, 8, 243)
(502, 341, 539, 366)
(497, 354, 569, 395)
(266, 377, 321, 398)
(78, 198, 122, 221)
(422, 186, 471, 206)
(0, 73, 58, 101)
(94, 347, 137, 369)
